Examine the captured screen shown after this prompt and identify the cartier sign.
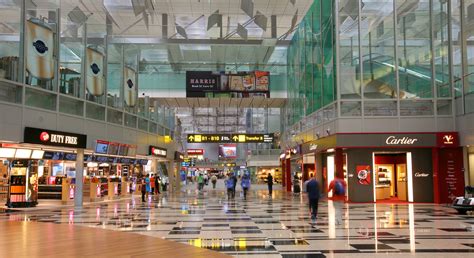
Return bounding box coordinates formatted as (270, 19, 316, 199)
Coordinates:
(385, 136, 418, 145)
(415, 172, 430, 178)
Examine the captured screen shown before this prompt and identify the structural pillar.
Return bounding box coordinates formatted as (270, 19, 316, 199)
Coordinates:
(335, 148, 344, 179)
(74, 149, 84, 207)
(285, 158, 292, 192)
(168, 161, 178, 193)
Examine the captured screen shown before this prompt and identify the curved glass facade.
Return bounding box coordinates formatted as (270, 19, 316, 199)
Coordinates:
(285, 0, 474, 133)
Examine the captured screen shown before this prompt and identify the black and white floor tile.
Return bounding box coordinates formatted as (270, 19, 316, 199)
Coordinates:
(1, 181, 473, 257)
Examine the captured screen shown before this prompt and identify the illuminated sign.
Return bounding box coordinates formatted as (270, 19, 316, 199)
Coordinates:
(149, 146, 167, 157)
(385, 136, 418, 145)
(24, 127, 87, 149)
(187, 149, 204, 155)
(187, 133, 274, 143)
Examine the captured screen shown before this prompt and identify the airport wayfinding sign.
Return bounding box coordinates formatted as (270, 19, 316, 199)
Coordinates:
(187, 133, 274, 143)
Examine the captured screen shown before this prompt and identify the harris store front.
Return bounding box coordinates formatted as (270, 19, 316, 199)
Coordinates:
(300, 132, 464, 204)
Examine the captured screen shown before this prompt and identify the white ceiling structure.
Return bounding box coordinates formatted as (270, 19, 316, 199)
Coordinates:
(0, 0, 312, 134)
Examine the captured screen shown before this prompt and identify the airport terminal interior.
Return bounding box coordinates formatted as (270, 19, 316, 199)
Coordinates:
(0, 0, 474, 257)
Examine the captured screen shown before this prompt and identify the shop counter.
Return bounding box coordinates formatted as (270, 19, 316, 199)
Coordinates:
(376, 185, 391, 200)
(397, 181, 407, 201)
(121, 181, 132, 196)
(108, 182, 120, 199)
(38, 185, 62, 200)
(61, 179, 75, 204)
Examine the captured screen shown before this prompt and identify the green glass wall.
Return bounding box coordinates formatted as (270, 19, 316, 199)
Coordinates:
(286, 0, 336, 127)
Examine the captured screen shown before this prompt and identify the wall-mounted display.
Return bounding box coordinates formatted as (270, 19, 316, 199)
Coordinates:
(95, 140, 109, 154)
(219, 144, 237, 159)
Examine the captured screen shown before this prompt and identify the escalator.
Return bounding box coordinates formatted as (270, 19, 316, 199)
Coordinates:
(352, 54, 452, 99)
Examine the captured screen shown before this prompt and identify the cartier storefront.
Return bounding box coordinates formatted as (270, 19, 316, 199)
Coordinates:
(301, 132, 464, 204)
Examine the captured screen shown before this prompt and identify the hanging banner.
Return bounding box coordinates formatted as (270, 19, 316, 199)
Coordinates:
(25, 19, 55, 80)
(86, 47, 105, 96)
(124, 67, 137, 107)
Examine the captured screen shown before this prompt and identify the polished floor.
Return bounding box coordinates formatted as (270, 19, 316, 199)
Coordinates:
(1, 180, 473, 257)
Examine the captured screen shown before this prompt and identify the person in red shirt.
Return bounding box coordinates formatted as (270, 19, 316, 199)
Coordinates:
(328, 177, 347, 225)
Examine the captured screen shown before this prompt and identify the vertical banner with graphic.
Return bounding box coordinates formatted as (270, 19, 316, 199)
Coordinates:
(356, 165, 371, 185)
(86, 47, 105, 96)
(25, 20, 55, 80)
(124, 67, 137, 107)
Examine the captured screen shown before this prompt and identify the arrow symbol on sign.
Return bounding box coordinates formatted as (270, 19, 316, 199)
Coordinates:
(188, 135, 194, 142)
(232, 136, 238, 142)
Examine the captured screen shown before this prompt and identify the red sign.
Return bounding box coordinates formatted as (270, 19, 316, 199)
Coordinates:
(187, 149, 204, 155)
(356, 165, 371, 185)
(436, 132, 459, 147)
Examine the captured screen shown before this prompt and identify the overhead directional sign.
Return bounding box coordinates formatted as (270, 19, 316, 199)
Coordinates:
(187, 133, 274, 143)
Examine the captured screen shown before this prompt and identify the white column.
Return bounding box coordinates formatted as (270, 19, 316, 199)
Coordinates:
(74, 149, 84, 207)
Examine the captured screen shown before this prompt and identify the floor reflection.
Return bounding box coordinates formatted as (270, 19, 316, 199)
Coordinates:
(0, 182, 473, 257)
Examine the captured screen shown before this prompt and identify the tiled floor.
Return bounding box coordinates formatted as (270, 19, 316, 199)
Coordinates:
(1, 180, 473, 257)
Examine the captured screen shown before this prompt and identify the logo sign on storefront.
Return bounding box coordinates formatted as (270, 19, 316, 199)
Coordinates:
(414, 172, 430, 178)
(149, 146, 167, 158)
(24, 127, 87, 149)
(309, 144, 318, 151)
(187, 149, 204, 155)
(385, 136, 418, 145)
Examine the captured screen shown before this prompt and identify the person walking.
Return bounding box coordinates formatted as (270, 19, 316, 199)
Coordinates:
(141, 176, 147, 202)
(231, 172, 238, 198)
(241, 172, 251, 200)
(155, 176, 161, 195)
(293, 174, 301, 194)
(145, 174, 151, 200)
(267, 173, 273, 197)
(197, 173, 204, 191)
(211, 174, 218, 189)
(328, 177, 347, 225)
(225, 173, 235, 200)
(304, 175, 321, 223)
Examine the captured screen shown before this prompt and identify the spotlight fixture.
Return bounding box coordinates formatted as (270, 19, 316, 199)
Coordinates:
(175, 23, 188, 39)
(241, 0, 254, 18)
(254, 11, 268, 31)
(236, 23, 248, 39)
(207, 10, 222, 31)
(326, 129, 331, 136)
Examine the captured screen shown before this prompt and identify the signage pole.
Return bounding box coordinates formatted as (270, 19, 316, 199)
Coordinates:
(75, 149, 84, 207)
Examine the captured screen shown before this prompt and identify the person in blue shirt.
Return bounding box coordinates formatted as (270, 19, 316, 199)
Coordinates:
(304, 174, 320, 222)
(241, 172, 251, 200)
(225, 172, 236, 200)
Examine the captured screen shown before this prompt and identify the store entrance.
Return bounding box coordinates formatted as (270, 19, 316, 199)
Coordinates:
(374, 153, 408, 202)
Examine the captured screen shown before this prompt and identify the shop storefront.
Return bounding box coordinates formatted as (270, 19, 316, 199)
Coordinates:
(0, 127, 87, 207)
(301, 132, 464, 204)
(256, 167, 282, 184)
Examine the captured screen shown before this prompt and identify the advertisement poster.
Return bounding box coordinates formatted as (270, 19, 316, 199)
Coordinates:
(219, 144, 237, 159)
(25, 20, 55, 80)
(357, 165, 371, 185)
(229, 75, 244, 91)
(124, 67, 137, 107)
(86, 47, 105, 96)
(255, 71, 270, 91)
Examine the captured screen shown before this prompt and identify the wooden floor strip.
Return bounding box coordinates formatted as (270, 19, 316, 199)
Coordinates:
(0, 221, 230, 258)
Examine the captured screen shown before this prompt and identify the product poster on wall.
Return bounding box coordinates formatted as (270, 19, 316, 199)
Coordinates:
(124, 67, 137, 107)
(25, 19, 55, 80)
(86, 47, 105, 96)
(357, 165, 371, 185)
